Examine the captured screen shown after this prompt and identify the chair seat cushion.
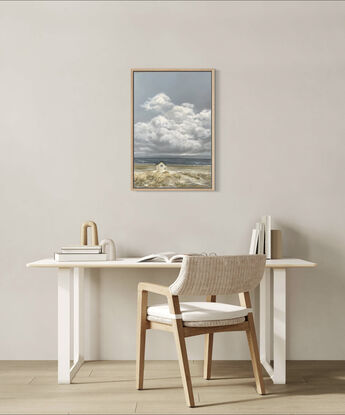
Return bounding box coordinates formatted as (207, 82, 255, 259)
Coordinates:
(147, 302, 250, 327)
(147, 314, 245, 327)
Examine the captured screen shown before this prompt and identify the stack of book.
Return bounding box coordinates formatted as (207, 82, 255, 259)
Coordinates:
(54, 246, 107, 262)
(249, 215, 272, 258)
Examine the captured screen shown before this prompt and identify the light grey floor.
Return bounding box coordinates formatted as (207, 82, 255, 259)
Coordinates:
(0, 360, 344, 414)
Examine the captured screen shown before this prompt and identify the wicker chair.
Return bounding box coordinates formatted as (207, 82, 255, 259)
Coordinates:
(136, 255, 266, 407)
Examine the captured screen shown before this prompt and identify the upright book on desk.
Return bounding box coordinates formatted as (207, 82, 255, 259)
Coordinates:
(249, 216, 272, 257)
(257, 223, 265, 254)
(261, 215, 272, 259)
(249, 223, 265, 255)
(249, 226, 260, 254)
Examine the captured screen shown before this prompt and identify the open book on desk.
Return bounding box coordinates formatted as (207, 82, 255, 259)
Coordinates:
(137, 252, 185, 263)
(137, 252, 216, 263)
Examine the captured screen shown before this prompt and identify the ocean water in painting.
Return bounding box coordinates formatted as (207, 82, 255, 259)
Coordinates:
(134, 157, 211, 166)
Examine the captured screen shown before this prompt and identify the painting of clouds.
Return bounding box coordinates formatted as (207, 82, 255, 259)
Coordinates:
(132, 70, 215, 190)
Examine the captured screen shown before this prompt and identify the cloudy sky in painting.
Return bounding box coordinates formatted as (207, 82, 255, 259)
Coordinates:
(134, 71, 212, 158)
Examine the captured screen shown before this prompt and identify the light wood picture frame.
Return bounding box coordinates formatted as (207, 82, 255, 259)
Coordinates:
(131, 69, 215, 191)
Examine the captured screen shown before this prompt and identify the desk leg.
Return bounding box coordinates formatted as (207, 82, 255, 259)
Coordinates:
(260, 268, 273, 379)
(71, 267, 84, 380)
(273, 268, 286, 384)
(58, 268, 72, 384)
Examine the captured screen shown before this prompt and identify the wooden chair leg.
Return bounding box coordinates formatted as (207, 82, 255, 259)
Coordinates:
(203, 333, 213, 380)
(246, 314, 266, 395)
(172, 320, 195, 407)
(204, 295, 216, 380)
(136, 290, 148, 390)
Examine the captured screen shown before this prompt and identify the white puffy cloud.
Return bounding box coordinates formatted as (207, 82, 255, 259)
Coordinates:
(135, 93, 211, 157)
(141, 93, 174, 113)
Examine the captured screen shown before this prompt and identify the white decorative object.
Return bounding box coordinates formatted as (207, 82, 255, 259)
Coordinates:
(100, 239, 116, 260)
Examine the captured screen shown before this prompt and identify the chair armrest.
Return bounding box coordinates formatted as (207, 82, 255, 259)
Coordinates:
(138, 282, 171, 297)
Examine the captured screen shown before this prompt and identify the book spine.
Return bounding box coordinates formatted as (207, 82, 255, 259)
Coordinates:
(266, 216, 271, 259)
(258, 223, 265, 255)
(60, 249, 101, 254)
(61, 246, 101, 251)
(55, 253, 107, 261)
(271, 229, 282, 259)
(249, 229, 258, 255)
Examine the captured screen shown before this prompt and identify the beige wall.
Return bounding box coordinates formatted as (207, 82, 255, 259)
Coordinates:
(0, 1, 344, 360)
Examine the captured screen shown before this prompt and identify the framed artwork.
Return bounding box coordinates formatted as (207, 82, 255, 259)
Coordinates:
(131, 69, 215, 191)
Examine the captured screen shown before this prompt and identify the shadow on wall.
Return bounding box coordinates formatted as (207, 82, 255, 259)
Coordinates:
(274, 222, 345, 357)
(279, 222, 345, 277)
(279, 224, 312, 260)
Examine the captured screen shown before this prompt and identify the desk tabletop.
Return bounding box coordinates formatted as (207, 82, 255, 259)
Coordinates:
(27, 258, 316, 269)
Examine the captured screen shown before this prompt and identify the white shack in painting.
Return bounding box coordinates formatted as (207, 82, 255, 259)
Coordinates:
(156, 161, 167, 172)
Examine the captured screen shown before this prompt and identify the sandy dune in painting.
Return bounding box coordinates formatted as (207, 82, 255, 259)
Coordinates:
(134, 163, 212, 189)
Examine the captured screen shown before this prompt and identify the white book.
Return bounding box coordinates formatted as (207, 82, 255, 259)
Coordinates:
(261, 215, 272, 259)
(257, 223, 265, 255)
(60, 247, 102, 254)
(61, 245, 101, 251)
(55, 253, 107, 262)
(137, 252, 186, 263)
(249, 229, 259, 255)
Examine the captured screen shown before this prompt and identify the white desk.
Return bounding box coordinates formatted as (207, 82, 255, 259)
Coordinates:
(27, 257, 316, 385)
